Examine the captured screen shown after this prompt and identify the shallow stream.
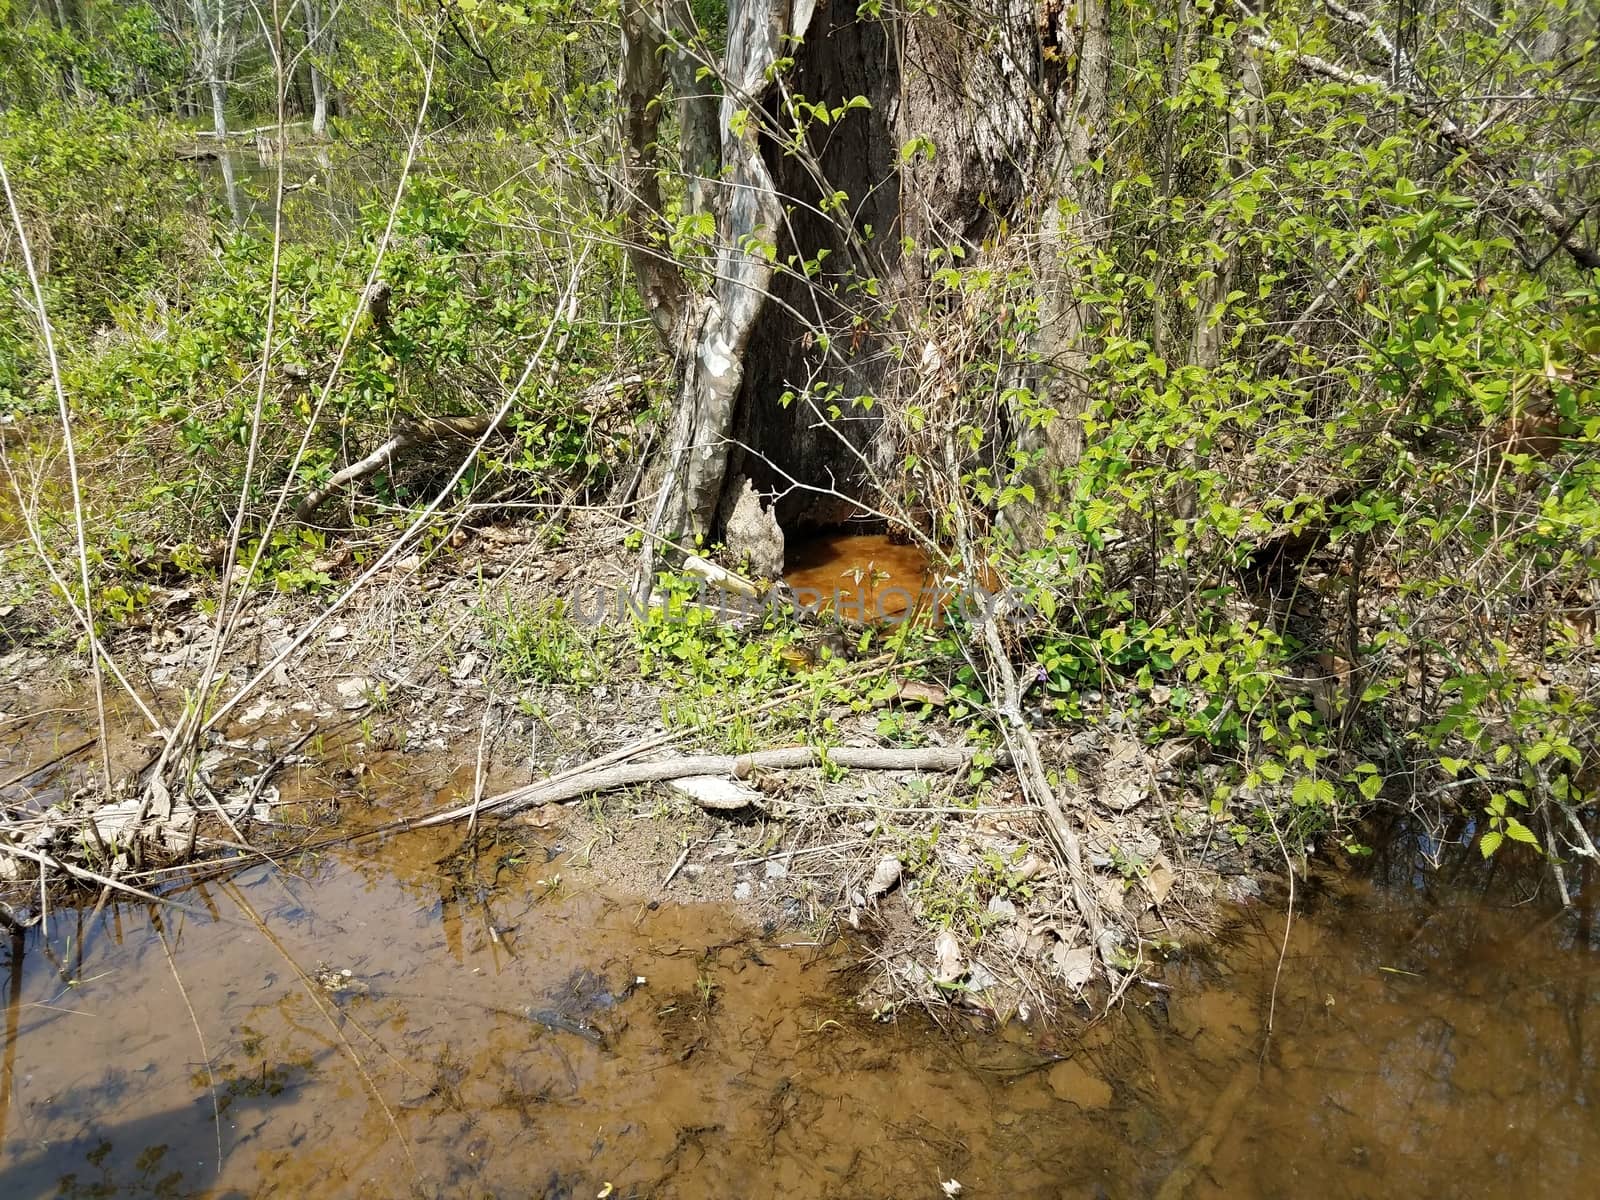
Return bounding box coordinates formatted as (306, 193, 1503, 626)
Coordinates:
(1, 699, 1595, 1198)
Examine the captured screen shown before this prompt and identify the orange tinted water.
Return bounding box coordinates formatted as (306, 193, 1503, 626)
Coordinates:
(784, 532, 938, 622)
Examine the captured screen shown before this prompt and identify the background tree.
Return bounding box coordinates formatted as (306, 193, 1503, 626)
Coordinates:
(298, 0, 334, 135)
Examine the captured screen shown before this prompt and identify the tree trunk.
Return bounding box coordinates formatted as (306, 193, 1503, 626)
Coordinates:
(624, 0, 1110, 544)
(304, 0, 332, 136)
(209, 74, 228, 139)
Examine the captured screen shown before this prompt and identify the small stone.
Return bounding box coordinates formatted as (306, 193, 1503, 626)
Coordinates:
(733, 880, 753, 902)
(764, 859, 789, 881)
(966, 962, 999, 992)
(241, 698, 275, 725)
(334, 677, 371, 708)
(1224, 875, 1262, 904)
(667, 775, 761, 812)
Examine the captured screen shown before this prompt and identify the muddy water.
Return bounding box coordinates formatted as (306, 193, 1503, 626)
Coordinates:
(785, 532, 936, 622)
(3, 717, 1599, 1196)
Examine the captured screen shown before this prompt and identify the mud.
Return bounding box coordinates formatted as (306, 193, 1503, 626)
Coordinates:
(2, 532, 1596, 1198)
(1, 707, 1596, 1198)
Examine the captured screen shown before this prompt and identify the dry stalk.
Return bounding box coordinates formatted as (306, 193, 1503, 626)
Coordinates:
(0, 155, 114, 793)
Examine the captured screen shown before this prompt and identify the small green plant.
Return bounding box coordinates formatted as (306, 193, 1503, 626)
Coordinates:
(488, 595, 604, 687)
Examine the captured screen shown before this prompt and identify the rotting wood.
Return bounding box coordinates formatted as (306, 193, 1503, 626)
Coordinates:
(411, 745, 1004, 829)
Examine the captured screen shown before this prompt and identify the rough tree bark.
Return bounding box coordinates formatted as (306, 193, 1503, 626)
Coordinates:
(621, 0, 1111, 543)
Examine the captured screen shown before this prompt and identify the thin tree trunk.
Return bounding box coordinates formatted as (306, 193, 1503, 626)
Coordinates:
(623, 0, 818, 541)
(209, 75, 228, 140)
(218, 148, 243, 226)
(304, 0, 332, 136)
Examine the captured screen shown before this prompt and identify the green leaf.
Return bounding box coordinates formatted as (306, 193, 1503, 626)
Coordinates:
(1480, 830, 1504, 858)
(1503, 817, 1539, 847)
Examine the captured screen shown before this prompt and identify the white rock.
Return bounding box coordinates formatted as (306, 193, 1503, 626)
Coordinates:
(967, 962, 999, 992)
(335, 677, 371, 708)
(986, 896, 1017, 921)
(667, 775, 760, 812)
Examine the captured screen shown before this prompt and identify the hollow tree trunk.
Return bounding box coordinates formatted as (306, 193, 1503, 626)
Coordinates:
(623, 0, 1110, 543)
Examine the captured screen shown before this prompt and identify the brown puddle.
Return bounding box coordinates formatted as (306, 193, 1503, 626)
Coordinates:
(3, 713, 1600, 1197)
(784, 532, 937, 623)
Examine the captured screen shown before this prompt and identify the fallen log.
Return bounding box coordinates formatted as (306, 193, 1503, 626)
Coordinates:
(412, 744, 1000, 829)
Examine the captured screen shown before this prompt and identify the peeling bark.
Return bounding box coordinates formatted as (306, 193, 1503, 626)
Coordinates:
(623, 0, 1113, 541)
(303, 0, 333, 136)
(623, 0, 816, 539)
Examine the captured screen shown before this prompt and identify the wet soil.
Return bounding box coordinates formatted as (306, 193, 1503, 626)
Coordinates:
(3, 530, 1596, 1197)
(2, 700, 1596, 1198)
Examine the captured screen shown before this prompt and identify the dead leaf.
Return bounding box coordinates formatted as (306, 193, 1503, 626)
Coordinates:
(478, 525, 528, 546)
(1051, 943, 1094, 991)
(865, 855, 902, 899)
(1144, 856, 1176, 907)
(1097, 737, 1148, 812)
(891, 679, 948, 707)
(517, 803, 566, 828)
(933, 930, 965, 983)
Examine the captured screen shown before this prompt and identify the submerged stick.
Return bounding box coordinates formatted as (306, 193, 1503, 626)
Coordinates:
(0, 737, 96, 795)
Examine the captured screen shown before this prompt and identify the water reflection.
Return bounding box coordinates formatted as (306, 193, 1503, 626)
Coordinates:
(192, 145, 367, 236)
(0, 725, 1596, 1196)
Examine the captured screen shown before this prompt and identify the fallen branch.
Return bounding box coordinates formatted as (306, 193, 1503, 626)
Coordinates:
(411, 744, 1000, 829)
(294, 414, 506, 522)
(980, 617, 1121, 977)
